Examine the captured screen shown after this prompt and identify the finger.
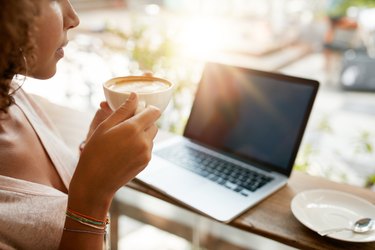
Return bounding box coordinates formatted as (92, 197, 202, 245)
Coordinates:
(96, 102, 113, 117)
(145, 124, 158, 141)
(128, 105, 161, 131)
(98, 102, 113, 117)
(142, 71, 153, 77)
(101, 92, 138, 129)
(99, 101, 112, 112)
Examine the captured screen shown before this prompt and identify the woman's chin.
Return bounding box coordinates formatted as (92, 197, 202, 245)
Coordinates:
(29, 67, 57, 80)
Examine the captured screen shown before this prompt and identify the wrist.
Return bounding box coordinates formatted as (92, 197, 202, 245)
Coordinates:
(68, 182, 113, 220)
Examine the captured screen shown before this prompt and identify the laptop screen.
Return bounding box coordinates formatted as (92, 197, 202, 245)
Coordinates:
(184, 62, 319, 175)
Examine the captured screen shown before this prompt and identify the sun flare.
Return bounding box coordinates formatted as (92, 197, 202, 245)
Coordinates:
(177, 17, 230, 59)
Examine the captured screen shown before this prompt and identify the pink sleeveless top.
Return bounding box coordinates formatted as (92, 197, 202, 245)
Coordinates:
(0, 88, 77, 250)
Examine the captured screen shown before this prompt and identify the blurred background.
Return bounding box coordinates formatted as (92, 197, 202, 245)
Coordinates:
(23, 1, 375, 249)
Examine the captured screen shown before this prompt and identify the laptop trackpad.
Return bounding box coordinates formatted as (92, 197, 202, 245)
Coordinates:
(137, 156, 206, 194)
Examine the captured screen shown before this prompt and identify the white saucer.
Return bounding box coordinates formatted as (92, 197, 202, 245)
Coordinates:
(291, 189, 375, 242)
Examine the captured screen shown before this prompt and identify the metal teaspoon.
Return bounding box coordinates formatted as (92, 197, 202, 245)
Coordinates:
(318, 218, 375, 236)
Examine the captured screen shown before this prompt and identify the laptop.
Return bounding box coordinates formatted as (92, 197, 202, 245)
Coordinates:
(136, 62, 319, 222)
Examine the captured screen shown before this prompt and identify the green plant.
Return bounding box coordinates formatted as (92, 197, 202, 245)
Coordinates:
(365, 174, 375, 188)
(293, 114, 375, 189)
(294, 143, 314, 172)
(354, 131, 373, 154)
(327, 0, 375, 18)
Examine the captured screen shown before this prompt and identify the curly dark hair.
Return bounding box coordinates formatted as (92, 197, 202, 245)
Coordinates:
(0, 0, 40, 112)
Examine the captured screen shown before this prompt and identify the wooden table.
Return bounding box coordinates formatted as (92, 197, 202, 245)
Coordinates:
(125, 131, 375, 250)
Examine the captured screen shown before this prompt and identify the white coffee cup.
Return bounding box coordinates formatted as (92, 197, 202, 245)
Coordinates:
(103, 75, 174, 113)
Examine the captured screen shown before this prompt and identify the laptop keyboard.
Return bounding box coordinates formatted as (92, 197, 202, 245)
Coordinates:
(155, 145, 274, 197)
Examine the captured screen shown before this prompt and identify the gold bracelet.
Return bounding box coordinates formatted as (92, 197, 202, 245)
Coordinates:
(63, 227, 106, 235)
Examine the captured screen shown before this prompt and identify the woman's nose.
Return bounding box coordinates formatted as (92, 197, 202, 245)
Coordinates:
(64, 1, 80, 30)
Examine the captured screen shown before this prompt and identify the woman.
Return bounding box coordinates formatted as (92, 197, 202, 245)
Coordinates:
(0, 0, 160, 249)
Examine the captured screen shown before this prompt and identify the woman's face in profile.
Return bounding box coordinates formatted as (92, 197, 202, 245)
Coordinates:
(29, 0, 79, 79)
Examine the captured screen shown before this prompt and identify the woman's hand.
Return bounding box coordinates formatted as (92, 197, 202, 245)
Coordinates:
(68, 93, 161, 217)
(86, 101, 113, 141)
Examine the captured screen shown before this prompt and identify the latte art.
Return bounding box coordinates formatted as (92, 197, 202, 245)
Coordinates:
(103, 75, 173, 112)
(109, 81, 169, 93)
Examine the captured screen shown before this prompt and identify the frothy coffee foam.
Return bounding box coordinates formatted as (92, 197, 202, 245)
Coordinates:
(109, 81, 169, 93)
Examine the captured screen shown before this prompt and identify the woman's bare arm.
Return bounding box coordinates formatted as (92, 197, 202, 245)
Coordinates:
(59, 94, 160, 249)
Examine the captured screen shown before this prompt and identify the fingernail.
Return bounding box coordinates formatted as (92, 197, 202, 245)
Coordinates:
(99, 101, 107, 108)
(128, 92, 136, 101)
